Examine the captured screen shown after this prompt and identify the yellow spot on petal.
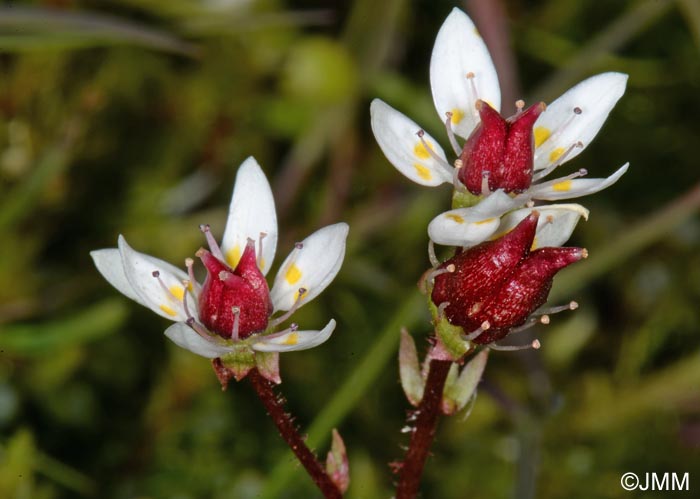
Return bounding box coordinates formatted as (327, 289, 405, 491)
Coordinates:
(534, 126, 551, 147)
(531, 237, 539, 251)
(473, 27, 481, 38)
(226, 244, 241, 268)
(169, 285, 185, 301)
(552, 180, 573, 192)
(285, 263, 302, 285)
(413, 141, 435, 160)
(282, 332, 299, 346)
(159, 304, 177, 317)
(549, 147, 565, 162)
(258, 258, 266, 271)
(450, 108, 465, 124)
(475, 217, 495, 225)
(413, 163, 432, 181)
(446, 214, 464, 224)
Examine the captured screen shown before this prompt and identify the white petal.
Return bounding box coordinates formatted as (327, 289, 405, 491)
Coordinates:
(370, 99, 452, 186)
(251, 319, 336, 352)
(429, 8, 501, 139)
(220, 157, 278, 275)
(118, 235, 193, 321)
(529, 163, 629, 201)
(427, 190, 520, 246)
(534, 73, 628, 171)
(270, 223, 348, 312)
(497, 204, 589, 248)
(90, 248, 144, 305)
(164, 322, 233, 358)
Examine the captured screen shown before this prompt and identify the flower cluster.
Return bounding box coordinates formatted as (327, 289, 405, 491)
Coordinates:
(371, 8, 628, 349)
(92, 157, 348, 382)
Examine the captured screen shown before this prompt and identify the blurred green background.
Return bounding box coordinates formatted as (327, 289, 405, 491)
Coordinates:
(1, 0, 699, 497)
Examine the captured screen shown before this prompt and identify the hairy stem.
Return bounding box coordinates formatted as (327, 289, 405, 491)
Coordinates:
(248, 369, 342, 499)
(396, 359, 452, 499)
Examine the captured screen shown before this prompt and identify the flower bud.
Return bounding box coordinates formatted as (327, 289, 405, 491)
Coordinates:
(431, 213, 585, 343)
(458, 100, 545, 194)
(197, 240, 272, 339)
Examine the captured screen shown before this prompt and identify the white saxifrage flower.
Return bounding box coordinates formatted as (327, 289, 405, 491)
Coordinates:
(91, 157, 348, 382)
(370, 7, 629, 248)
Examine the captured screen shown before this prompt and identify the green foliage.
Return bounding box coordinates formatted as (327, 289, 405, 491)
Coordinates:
(1, 0, 699, 498)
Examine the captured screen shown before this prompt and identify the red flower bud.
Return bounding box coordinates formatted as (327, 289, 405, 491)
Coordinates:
(197, 240, 272, 339)
(431, 213, 585, 344)
(458, 100, 545, 195)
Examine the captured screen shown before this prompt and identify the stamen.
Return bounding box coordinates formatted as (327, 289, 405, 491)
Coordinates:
(181, 279, 194, 319)
(416, 130, 454, 177)
(534, 107, 583, 159)
(481, 170, 491, 196)
(463, 321, 490, 341)
(257, 232, 267, 268)
(466, 72, 479, 113)
(489, 339, 541, 351)
(185, 258, 201, 295)
(515, 99, 525, 114)
(231, 306, 241, 341)
(537, 301, 578, 316)
(532, 141, 584, 181)
(444, 112, 462, 156)
(453, 159, 464, 189)
(437, 301, 450, 320)
(260, 322, 300, 341)
(152, 270, 179, 302)
(269, 288, 307, 328)
(426, 264, 455, 283)
(186, 316, 215, 341)
(428, 240, 440, 268)
(534, 168, 588, 190)
(199, 224, 225, 261)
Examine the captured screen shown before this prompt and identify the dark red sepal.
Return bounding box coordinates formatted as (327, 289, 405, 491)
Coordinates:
(197, 240, 272, 339)
(458, 100, 545, 195)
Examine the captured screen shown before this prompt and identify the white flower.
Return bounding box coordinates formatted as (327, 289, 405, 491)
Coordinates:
(370, 8, 628, 248)
(91, 157, 348, 360)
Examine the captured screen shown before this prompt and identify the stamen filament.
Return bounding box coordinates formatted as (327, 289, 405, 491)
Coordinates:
(416, 130, 454, 177)
(426, 264, 455, 284)
(437, 301, 450, 320)
(463, 321, 490, 341)
(185, 258, 201, 295)
(186, 317, 216, 341)
(533, 141, 584, 181)
(200, 224, 225, 261)
(444, 112, 462, 156)
(466, 72, 479, 115)
(231, 306, 241, 341)
(534, 107, 582, 159)
(260, 322, 300, 341)
(489, 339, 541, 351)
(257, 232, 267, 268)
(481, 171, 491, 196)
(533, 168, 588, 189)
(428, 240, 440, 268)
(269, 288, 307, 328)
(152, 270, 179, 302)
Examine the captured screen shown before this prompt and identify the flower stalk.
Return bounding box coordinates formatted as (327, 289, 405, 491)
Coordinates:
(396, 358, 452, 499)
(248, 368, 343, 499)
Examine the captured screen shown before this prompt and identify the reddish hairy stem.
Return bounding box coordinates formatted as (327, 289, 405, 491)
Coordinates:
(396, 359, 452, 499)
(248, 369, 342, 499)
